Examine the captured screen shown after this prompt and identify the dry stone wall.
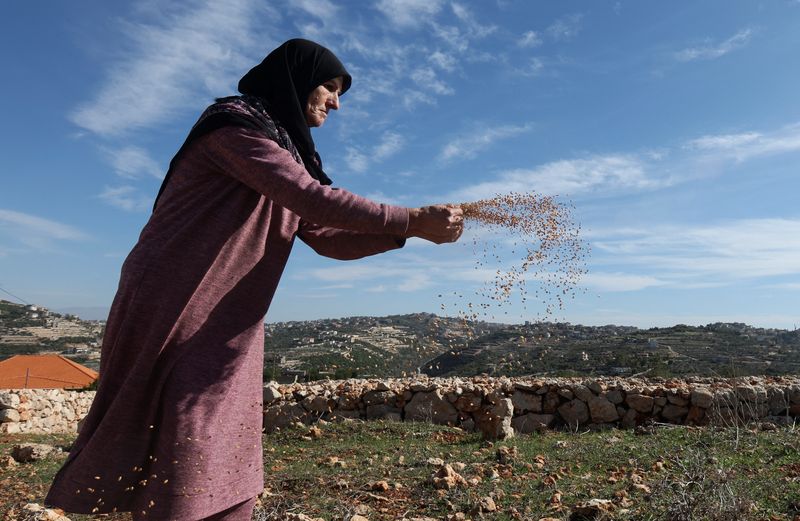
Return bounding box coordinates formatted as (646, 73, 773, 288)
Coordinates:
(0, 389, 94, 434)
(3, 376, 798, 438)
(263, 376, 800, 439)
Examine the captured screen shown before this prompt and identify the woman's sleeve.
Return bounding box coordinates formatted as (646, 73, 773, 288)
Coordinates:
(297, 221, 406, 260)
(199, 126, 409, 235)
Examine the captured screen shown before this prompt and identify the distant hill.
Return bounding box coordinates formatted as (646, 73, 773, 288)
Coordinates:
(4, 299, 798, 382)
(264, 315, 800, 382)
(0, 300, 103, 370)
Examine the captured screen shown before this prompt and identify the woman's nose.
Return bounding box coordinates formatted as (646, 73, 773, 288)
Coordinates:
(327, 92, 340, 110)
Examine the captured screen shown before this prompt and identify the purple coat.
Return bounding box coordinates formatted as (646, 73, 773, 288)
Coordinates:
(45, 125, 408, 519)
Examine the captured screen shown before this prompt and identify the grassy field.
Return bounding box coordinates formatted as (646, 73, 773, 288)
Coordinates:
(1, 420, 799, 520)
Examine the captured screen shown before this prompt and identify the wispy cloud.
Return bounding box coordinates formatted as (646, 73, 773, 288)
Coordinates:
(343, 131, 406, 174)
(546, 13, 583, 42)
(375, 0, 445, 29)
(686, 132, 761, 151)
(516, 57, 546, 77)
(0, 209, 89, 251)
(450, 154, 658, 201)
(429, 50, 457, 71)
(411, 67, 454, 95)
(440, 124, 533, 162)
(674, 28, 753, 62)
(373, 132, 405, 160)
(70, 0, 266, 136)
(306, 262, 437, 292)
(592, 218, 800, 283)
(683, 123, 800, 162)
(582, 272, 668, 292)
(449, 120, 800, 202)
(518, 30, 542, 48)
(450, 3, 496, 38)
(97, 186, 153, 212)
(105, 146, 164, 179)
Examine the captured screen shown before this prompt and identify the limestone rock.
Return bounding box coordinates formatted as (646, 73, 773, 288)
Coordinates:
(511, 390, 542, 414)
(605, 389, 624, 405)
(263, 403, 309, 433)
(431, 464, 468, 489)
(570, 498, 614, 519)
(454, 392, 482, 412)
(512, 413, 555, 433)
(365, 404, 402, 421)
(588, 396, 618, 423)
(572, 384, 593, 402)
(12, 443, 57, 463)
(474, 398, 514, 440)
(690, 388, 713, 408)
(0, 408, 21, 423)
(262, 385, 282, 403)
(0, 392, 20, 410)
(22, 503, 71, 521)
(405, 390, 458, 425)
(473, 496, 497, 513)
(661, 404, 689, 423)
(558, 399, 589, 429)
(626, 394, 654, 413)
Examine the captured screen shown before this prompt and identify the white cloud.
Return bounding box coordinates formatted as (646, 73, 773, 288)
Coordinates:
(429, 51, 457, 72)
(97, 186, 153, 212)
(440, 124, 533, 162)
(345, 147, 370, 173)
(450, 154, 659, 201)
(70, 0, 265, 136)
(592, 218, 800, 282)
(518, 30, 542, 48)
(411, 67, 454, 95)
(375, 0, 445, 29)
(683, 123, 800, 162)
(343, 132, 405, 174)
(546, 13, 583, 41)
(373, 132, 405, 160)
(517, 57, 545, 77)
(0, 209, 89, 251)
(674, 28, 753, 62)
(291, 0, 340, 19)
(582, 272, 668, 292)
(364, 191, 404, 206)
(450, 2, 496, 38)
(686, 132, 761, 151)
(106, 146, 163, 179)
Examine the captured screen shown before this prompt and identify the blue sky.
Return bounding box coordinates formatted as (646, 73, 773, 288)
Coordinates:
(1, 1, 799, 328)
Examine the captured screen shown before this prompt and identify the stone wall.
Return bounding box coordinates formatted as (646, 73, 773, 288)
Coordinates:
(262, 376, 800, 439)
(0, 389, 95, 434)
(3, 376, 799, 438)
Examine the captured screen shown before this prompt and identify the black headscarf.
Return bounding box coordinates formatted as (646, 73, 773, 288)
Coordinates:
(238, 38, 351, 185)
(153, 39, 350, 211)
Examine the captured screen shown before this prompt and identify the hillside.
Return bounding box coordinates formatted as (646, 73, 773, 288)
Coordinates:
(264, 317, 800, 382)
(0, 300, 103, 370)
(3, 299, 799, 382)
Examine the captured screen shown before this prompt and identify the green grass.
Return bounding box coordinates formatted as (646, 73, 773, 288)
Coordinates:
(2, 422, 799, 520)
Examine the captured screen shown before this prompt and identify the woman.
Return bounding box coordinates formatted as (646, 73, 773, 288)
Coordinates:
(44, 39, 463, 520)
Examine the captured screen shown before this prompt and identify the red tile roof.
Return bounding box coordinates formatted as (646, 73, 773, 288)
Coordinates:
(0, 354, 98, 389)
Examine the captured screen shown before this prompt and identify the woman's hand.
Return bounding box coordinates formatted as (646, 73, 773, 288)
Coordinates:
(407, 204, 464, 244)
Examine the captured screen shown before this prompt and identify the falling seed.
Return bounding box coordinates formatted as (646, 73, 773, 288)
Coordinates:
(436, 192, 587, 327)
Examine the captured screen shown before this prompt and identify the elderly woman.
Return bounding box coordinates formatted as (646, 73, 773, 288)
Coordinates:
(45, 39, 463, 520)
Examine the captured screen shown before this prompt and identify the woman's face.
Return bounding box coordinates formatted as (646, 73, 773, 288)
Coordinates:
(305, 76, 344, 127)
